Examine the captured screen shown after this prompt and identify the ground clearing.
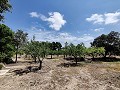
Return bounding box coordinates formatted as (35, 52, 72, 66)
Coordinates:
(0, 57, 120, 90)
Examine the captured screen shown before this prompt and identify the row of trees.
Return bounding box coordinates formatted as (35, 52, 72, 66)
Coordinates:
(0, 24, 120, 70)
(24, 40, 105, 69)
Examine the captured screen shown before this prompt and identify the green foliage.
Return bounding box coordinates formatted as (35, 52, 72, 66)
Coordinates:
(91, 31, 120, 57)
(14, 30, 28, 62)
(25, 41, 50, 60)
(48, 42, 62, 58)
(0, 24, 14, 63)
(86, 47, 105, 59)
(25, 41, 50, 69)
(0, 0, 12, 21)
(63, 43, 86, 64)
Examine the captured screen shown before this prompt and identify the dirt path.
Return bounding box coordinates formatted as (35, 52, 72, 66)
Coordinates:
(0, 58, 120, 90)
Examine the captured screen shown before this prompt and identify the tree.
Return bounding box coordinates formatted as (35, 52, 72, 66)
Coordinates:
(67, 43, 86, 64)
(14, 30, 28, 63)
(37, 42, 49, 70)
(48, 42, 62, 58)
(0, 0, 12, 21)
(91, 31, 120, 58)
(0, 24, 14, 63)
(86, 47, 105, 60)
(62, 42, 69, 58)
(25, 41, 49, 70)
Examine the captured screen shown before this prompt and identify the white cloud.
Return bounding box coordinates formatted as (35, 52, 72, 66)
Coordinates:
(29, 12, 66, 31)
(94, 28, 104, 32)
(29, 12, 39, 18)
(86, 11, 120, 25)
(27, 27, 94, 47)
(86, 14, 104, 24)
(45, 12, 66, 31)
(104, 12, 120, 24)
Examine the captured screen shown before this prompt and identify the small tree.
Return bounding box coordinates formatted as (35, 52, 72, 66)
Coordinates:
(14, 30, 28, 63)
(86, 47, 105, 60)
(25, 41, 49, 70)
(67, 43, 85, 64)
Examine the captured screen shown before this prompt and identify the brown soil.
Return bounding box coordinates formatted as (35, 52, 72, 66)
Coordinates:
(0, 57, 120, 90)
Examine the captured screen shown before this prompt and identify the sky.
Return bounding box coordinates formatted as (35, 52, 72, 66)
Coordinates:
(3, 0, 120, 47)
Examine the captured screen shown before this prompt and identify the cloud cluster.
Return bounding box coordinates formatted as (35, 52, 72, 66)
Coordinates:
(27, 27, 94, 47)
(29, 12, 39, 18)
(86, 12, 120, 25)
(29, 12, 66, 31)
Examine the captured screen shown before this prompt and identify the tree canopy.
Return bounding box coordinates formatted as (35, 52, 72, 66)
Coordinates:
(14, 29, 28, 62)
(0, 24, 14, 63)
(91, 31, 120, 57)
(0, 0, 12, 21)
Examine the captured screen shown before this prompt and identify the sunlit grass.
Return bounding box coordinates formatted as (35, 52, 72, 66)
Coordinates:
(103, 62, 120, 71)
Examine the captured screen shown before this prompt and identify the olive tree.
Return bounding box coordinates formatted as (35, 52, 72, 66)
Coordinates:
(14, 30, 28, 63)
(25, 41, 49, 70)
(86, 47, 105, 60)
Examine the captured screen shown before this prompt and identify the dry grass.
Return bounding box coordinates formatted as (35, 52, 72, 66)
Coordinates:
(103, 62, 120, 72)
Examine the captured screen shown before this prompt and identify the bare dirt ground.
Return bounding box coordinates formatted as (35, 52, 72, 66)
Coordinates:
(0, 57, 120, 90)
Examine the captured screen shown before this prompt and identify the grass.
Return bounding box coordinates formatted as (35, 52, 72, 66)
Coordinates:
(103, 62, 120, 71)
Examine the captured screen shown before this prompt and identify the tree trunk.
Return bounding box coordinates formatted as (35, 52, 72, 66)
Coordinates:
(64, 54, 65, 59)
(39, 60, 42, 70)
(38, 57, 42, 70)
(75, 57, 77, 65)
(34, 56, 37, 63)
(92, 54, 95, 61)
(15, 45, 18, 63)
(51, 54, 52, 59)
(104, 51, 107, 60)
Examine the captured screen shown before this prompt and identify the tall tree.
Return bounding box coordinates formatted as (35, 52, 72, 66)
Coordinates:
(0, 24, 14, 63)
(14, 30, 28, 62)
(0, 0, 12, 21)
(91, 31, 120, 58)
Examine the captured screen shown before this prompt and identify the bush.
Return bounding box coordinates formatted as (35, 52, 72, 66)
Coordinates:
(3, 57, 14, 64)
(0, 64, 3, 70)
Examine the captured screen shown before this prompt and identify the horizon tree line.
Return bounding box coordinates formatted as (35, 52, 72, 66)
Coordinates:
(0, 24, 120, 69)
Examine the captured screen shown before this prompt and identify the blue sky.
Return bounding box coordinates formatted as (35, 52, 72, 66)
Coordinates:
(3, 0, 120, 47)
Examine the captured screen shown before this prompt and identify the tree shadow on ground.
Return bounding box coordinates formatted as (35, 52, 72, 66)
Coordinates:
(13, 66, 39, 76)
(64, 57, 85, 62)
(57, 62, 84, 68)
(46, 57, 57, 59)
(93, 57, 120, 62)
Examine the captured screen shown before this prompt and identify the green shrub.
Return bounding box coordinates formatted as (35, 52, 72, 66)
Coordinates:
(0, 64, 3, 70)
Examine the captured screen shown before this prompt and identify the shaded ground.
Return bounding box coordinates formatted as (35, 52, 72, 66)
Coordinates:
(0, 57, 120, 90)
